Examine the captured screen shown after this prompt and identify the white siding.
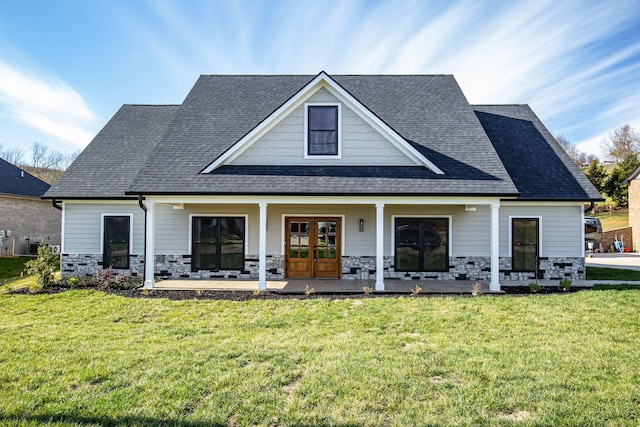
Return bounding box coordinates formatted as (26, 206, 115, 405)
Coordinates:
(499, 205, 583, 258)
(230, 87, 415, 166)
(64, 202, 144, 254)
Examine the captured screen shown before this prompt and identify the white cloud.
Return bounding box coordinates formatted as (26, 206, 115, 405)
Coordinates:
(0, 60, 95, 148)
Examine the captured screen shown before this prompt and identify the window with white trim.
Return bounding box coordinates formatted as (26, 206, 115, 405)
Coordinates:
(306, 104, 340, 156)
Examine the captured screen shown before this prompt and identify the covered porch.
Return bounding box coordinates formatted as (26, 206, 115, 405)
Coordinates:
(141, 195, 503, 292)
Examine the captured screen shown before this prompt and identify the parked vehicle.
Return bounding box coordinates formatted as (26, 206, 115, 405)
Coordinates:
(584, 217, 602, 251)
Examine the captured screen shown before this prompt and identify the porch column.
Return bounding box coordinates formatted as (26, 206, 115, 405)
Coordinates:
(258, 202, 267, 290)
(490, 203, 500, 292)
(143, 201, 155, 289)
(375, 202, 385, 291)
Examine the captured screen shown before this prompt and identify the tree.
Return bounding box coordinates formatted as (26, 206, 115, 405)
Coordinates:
(604, 153, 639, 206)
(31, 142, 49, 168)
(584, 159, 607, 193)
(556, 134, 588, 165)
(0, 143, 25, 165)
(602, 124, 640, 163)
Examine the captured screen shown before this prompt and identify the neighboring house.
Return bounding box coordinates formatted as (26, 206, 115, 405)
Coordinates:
(44, 72, 601, 291)
(0, 157, 61, 256)
(625, 166, 640, 251)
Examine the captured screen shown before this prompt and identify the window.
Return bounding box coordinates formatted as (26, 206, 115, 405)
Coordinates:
(103, 216, 130, 269)
(512, 218, 539, 272)
(192, 217, 245, 271)
(395, 218, 449, 272)
(306, 105, 339, 156)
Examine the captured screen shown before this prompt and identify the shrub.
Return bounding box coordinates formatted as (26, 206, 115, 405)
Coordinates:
(362, 286, 373, 295)
(559, 278, 572, 291)
(24, 244, 60, 289)
(410, 285, 422, 295)
(86, 267, 140, 290)
(472, 281, 482, 296)
(67, 277, 81, 288)
(529, 282, 541, 293)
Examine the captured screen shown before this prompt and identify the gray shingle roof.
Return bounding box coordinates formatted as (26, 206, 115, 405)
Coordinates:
(45, 105, 180, 199)
(45, 73, 600, 201)
(0, 157, 50, 197)
(126, 74, 518, 196)
(473, 105, 602, 200)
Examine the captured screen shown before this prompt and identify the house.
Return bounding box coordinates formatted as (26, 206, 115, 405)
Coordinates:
(625, 165, 640, 251)
(44, 72, 601, 291)
(0, 157, 61, 256)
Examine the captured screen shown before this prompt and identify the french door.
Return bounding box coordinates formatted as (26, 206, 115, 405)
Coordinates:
(285, 217, 341, 279)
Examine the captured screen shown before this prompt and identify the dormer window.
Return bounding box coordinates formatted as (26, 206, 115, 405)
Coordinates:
(305, 104, 341, 158)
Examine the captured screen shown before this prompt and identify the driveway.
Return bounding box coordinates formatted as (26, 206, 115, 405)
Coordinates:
(585, 253, 640, 271)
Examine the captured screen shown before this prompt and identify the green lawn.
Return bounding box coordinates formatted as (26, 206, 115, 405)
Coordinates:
(590, 206, 629, 231)
(0, 291, 639, 426)
(0, 257, 30, 282)
(586, 265, 640, 281)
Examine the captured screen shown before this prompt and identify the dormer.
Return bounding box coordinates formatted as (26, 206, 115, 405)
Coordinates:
(202, 72, 443, 174)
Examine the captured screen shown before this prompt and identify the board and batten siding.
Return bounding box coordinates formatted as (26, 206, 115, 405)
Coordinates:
(229, 87, 415, 166)
(63, 202, 144, 254)
(499, 205, 583, 258)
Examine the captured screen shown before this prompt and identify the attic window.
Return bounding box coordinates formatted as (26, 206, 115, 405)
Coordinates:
(305, 104, 341, 157)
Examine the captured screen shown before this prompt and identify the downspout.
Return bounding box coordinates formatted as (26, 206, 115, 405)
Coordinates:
(52, 200, 63, 211)
(584, 201, 595, 214)
(138, 195, 147, 283)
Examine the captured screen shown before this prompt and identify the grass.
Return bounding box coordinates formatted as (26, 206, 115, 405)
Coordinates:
(0, 290, 639, 426)
(0, 257, 30, 284)
(586, 265, 640, 281)
(589, 206, 629, 231)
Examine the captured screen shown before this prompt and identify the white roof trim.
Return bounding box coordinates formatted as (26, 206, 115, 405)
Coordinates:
(201, 72, 444, 174)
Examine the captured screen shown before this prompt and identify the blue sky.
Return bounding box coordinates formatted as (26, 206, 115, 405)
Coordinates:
(0, 0, 638, 160)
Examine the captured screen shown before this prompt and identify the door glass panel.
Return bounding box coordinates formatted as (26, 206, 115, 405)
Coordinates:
(104, 216, 130, 269)
(289, 221, 310, 259)
(316, 221, 337, 259)
(512, 219, 538, 272)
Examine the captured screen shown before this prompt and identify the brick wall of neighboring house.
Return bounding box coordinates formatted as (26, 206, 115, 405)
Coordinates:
(0, 195, 61, 256)
(629, 178, 640, 251)
(601, 227, 633, 253)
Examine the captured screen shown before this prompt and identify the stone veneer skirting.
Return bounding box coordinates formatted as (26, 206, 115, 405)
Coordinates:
(61, 254, 585, 281)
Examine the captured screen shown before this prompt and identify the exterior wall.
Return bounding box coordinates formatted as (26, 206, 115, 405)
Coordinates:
(230, 87, 415, 166)
(60, 201, 586, 281)
(0, 195, 61, 256)
(64, 202, 145, 255)
(601, 227, 632, 253)
(499, 204, 583, 258)
(629, 179, 640, 251)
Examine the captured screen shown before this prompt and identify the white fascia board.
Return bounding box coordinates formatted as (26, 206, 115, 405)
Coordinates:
(201, 71, 444, 174)
(145, 194, 502, 206)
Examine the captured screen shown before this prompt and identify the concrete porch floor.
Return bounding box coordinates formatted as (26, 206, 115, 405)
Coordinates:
(152, 278, 598, 294)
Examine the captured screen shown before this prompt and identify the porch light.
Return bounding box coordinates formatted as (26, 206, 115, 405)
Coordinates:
(359, 219, 364, 232)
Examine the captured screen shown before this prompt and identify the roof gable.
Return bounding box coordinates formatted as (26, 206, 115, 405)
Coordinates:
(0, 157, 50, 198)
(227, 86, 417, 167)
(202, 72, 443, 173)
